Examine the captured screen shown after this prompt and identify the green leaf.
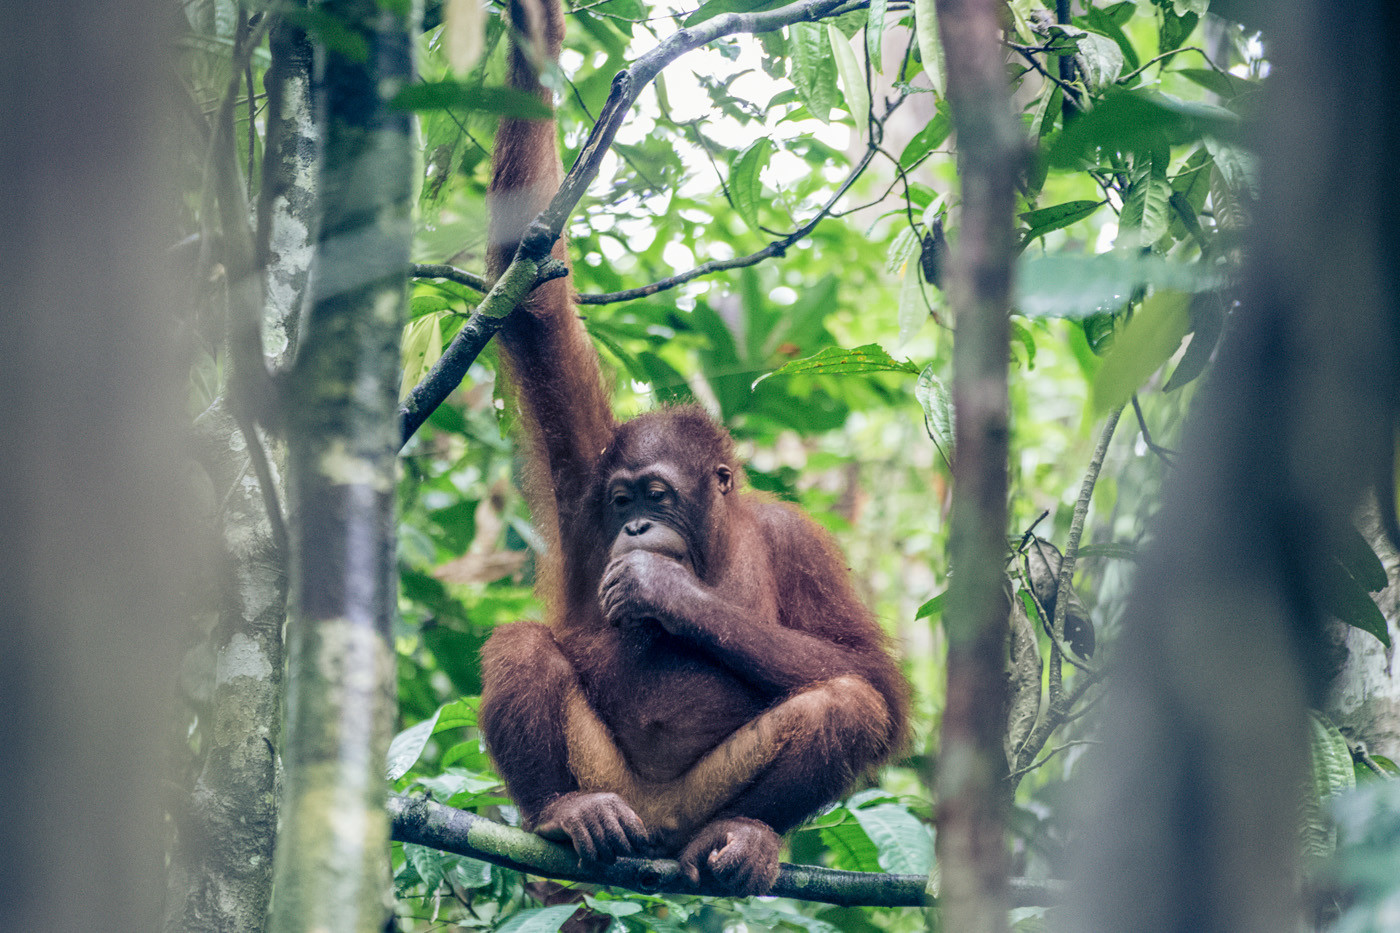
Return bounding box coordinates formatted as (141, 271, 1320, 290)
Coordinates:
(1116, 148, 1172, 249)
(1048, 89, 1238, 168)
(583, 896, 644, 919)
(852, 803, 934, 874)
(728, 137, 774, 232)
(1086, 5, 1140, 72)
(494, 905, 581, 933)
(387, 706, 443, 780)
(1204, 137, 1260, 202)
(788, 21, 837, 122)
(915, 591, 946, 620)
(865, 0, 889, 66)
(1089, 290, 1190, 414)
(755, 344, 918, 387)
(828, 24, 870, 128)
(399, 312, 444, 401)
(1303, 710, 1355, 859)
(899, 113, 951, 170)
(1337, 525, 1389, 593)
(915, 365, 954, 459)
(1321, 559, 1391, 647)
(912, 0, 943, 94)
(1177, 68, 1256, 100)
(392, 82, 552, 118)
(820, 816, 885, 872)
(1076, 30, 1125, 87)
(1018, 253, 1220, 319)
(896, 261, 929, 346)
(1019, 200, 1102, 243)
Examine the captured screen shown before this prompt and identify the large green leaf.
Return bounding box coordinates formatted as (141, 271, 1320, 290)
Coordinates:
(852, 803, 935, 874)
(1302, 710, 1355, 860)
(387, 706, 443, 780)
(728, 137, 774, 232)
(1048, 89, 1238, 168)
(1020, 199, 1102, 243)
(1321, 558, 1391, 647)
(829, 24, 870, 126)
(820, 815, 885, 873)
(755, 344, 918, 387)
(1089, 290, 1190, 413)
(1018, 253, 1219, 319)
(392, 82, 552, 118)
(915, 365, 954, 459)
(1116, 148, 1173, 249)
(494, 905, 581, 933)
(788, 21, 838, 122)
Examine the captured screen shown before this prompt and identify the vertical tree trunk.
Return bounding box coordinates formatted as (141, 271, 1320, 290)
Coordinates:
(0, 0, 189, 929)
(164, 18, 317, 933)
(1073, 1, 1400, 931)
(269, 3, 415, 930)
(933, 0, 1021, 931)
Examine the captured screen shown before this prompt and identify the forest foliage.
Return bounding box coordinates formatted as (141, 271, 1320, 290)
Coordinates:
(172, 0, 1400, 929)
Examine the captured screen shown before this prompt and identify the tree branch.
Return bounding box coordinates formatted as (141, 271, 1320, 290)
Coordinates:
(397, 0, 858, 444)
(388, 795, 1064, 908)
(1013, 407, 1120, 777)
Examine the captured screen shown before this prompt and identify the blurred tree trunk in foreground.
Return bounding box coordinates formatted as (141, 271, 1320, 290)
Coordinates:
(0, 2, 190, 932)
(1073, 1, 1400, 931)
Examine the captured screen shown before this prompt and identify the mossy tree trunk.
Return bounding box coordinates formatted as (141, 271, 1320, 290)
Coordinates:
(269, 2, 416, 930)
(165, 17, 317, 933)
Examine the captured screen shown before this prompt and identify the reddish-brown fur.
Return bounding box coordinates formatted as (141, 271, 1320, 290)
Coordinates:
(477, 0, 910, 895)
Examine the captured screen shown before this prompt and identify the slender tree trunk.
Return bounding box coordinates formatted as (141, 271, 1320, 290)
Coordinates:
(932, 0, 1021, 930)
(268, 2, 415, 930)
(164, 18, 317, 932)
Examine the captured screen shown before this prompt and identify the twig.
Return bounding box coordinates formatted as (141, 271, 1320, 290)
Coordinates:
(1013, 407, 1121, 776)
(1120, 45, 1228, 85)
(1047, 405, 1122, 703)
(1132, 394, 1176, 464)
(412, 263, 489, 294)
(388, 794, 1065, 908)
(1006, 740, 1099, 784)
(398, 256, 569, 447)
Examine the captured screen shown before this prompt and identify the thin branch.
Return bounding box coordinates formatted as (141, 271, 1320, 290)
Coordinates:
(1120, 45, 1228, 85)
(396, 0, 861, 443)
(1006, 740, 1099, 783)
(587, 140, 882, 303)
(412, 263, 489, 294)
(388, 795, 1065, 908)
(1014, 407, 1121, 776)
(398, 256, 569, 447)
(1132, 394, 1176, 464)
(1008, 43, 1083, 107)
(1047, 405, 1122, 703)
(208, 13, 276, 425)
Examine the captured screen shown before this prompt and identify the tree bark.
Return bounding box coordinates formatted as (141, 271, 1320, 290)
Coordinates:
(269, 3, 415, 930)
(932, 0, 1022, 931)
(164, 17, 317, 932)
